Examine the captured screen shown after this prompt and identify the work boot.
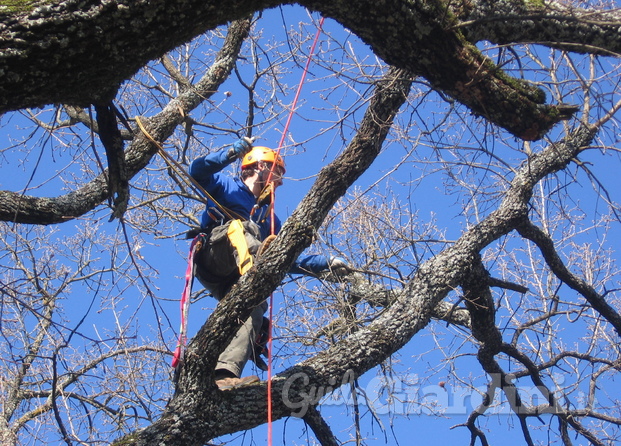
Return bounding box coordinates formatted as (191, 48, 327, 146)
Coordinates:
(216, 375, 259, 390)
(257, 234, 277, 257)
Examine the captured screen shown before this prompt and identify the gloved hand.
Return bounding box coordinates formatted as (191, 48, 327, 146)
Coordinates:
(228, 136, 254, 159)
(328, 257, 351, 276)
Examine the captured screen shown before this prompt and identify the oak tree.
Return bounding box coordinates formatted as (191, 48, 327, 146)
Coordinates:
(1, 1, 621, 445)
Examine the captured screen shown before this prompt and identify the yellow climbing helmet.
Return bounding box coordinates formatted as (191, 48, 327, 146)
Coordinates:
(241, 146, 285, 173)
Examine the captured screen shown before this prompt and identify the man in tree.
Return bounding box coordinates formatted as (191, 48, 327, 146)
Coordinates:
(3, 2, 621, 444)
(189, 138, 349, 389)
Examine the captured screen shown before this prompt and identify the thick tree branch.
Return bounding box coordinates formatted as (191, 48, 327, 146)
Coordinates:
(110, 80, 603, 445)
(2, 0, 611, 139)
(457, 0, 621, 56)
(243, 122, 598, 437)
(461, 256, 535, 446)
(301, 0, 582, 140)
(0, 17, 252, 224)
(261, 123, 599, 440)
(461, 255, 500, 348)
(2, 3, 617, 445)
(302, 406, 340, 446)
(0, 1, 273, 112)
(105, 108, 598, 446)
(113, 65, 414, 446)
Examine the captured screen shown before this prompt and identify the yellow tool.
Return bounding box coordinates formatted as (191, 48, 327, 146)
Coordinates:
(227, 220, 253, 275)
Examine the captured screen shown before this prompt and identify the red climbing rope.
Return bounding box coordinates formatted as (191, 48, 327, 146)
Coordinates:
(171, 235, 202, 369)
(276, 17, 326, 152)
(266, 15, 325, 445)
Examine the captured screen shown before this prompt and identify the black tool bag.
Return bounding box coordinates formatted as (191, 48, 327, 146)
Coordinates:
(193, 220, 262, 298)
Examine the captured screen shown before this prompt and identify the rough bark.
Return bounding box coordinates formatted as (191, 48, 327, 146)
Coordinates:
(4, 0, 618, 140)
(302, 406, 340, 446)
(458, 0, 621, 56)
(112, 65, 414, 446)
(1, 1, 617, 444)
(190, 124, 595, 444)
(0, 0, 273, 112)
(3, 0, 618, 224)
(0, 16, 251, 224)
(112, 76, 599, 446)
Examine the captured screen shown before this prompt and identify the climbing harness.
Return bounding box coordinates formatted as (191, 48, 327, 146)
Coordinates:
(227, 219, 254, 275)
(135, 116, 249, 369)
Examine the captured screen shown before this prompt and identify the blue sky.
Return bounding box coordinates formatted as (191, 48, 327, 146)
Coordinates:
(1, 4, 621, 446)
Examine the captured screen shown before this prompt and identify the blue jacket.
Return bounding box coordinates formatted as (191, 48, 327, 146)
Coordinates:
(189, 148, 329, 275)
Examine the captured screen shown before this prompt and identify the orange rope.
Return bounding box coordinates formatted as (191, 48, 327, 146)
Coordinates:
(266, 16, 325, 445)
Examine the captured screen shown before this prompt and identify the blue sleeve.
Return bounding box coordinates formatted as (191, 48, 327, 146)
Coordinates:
(290, 254, 330, 275)
(189, 148, 234, 184)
